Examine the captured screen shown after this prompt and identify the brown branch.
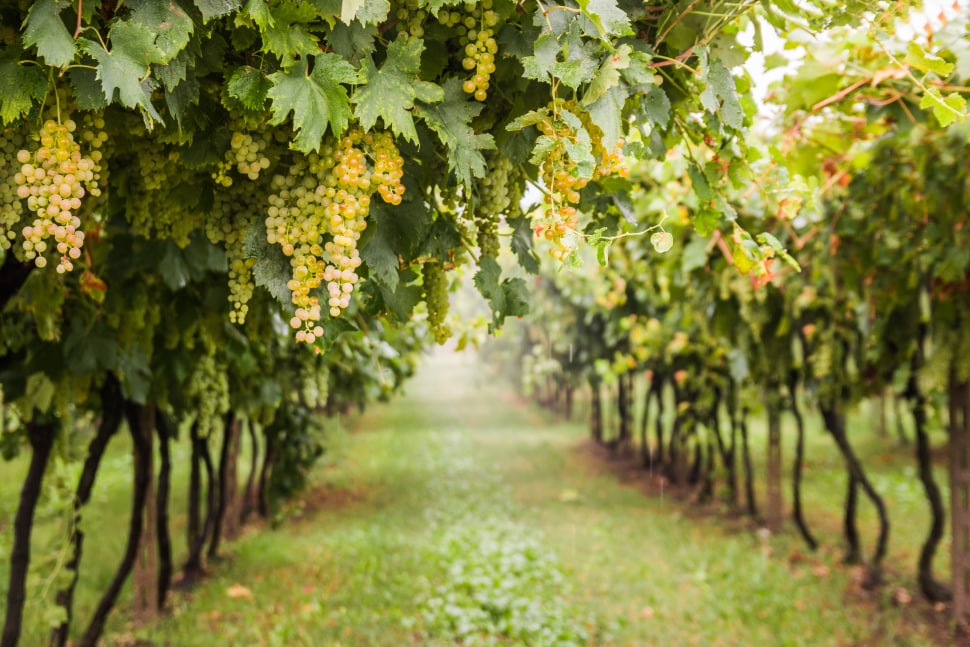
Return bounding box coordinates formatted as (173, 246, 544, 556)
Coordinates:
(811, 77, 870, 112)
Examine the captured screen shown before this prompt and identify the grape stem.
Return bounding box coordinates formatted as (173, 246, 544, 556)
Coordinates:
(74, 0, 83, 39)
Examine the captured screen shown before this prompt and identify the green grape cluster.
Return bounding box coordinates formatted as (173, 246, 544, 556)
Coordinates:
(128, 139, 197, 247)
(14, 120, 98, 273)
(395, 0, 428, 38)
(423, 261, 451, 344)
(185, 352, 230, 438)
(265, 128, 405, 343)
(206, 187, 260, 324)
(0, 129, 26, 251)
(213, 124, 272, 187)
(458, 0, 500, 102)
(299, 361, 329, 408)
(475, 155, 515, 259)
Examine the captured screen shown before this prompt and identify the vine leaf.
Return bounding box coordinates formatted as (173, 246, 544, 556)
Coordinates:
(22, 0, 75, 68)
(583, 44, 630, 106)
(508, 215, 540, 275)
(577, 0, 633, 39)
(128, 0, 194, 64)
(79, 21, 165, 120)
(919, 89, 966, 128)
(0, 48, 47, 124)
(267, 53, 357, 153)
(701, 58, 743, 130)
(338, 0, 389, 24)
(473, 257, 530, 330)
(905, 42, 954, 77)
(227, 65, 271, 112)
(194, 0, 241, 22)
(416, 78, 495, 189)
(256, 0, 320, 59)
(354, 36, 441, 144)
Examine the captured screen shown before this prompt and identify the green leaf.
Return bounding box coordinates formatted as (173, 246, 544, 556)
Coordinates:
(918, 88, 966, 127)
(703, 59, 743, 130)
(227, 65, 271, 112)
(418, 217, 462, 260)
(577, 0, 633, 39)
(650, 231, 673, 253)
(339, 0, 389, 24)
(194, 0, 241, 22)
(687, 162, 714, 201)
(244, 0, 274, 30)
(360, 217, 400, 293)
(522, 32, 559, 81)
(639, 84, 670, 129)
(79, 20, 165, 115)
(587, 85, 628, 154)
(473, 257, 530, 330)
(267, 53, 357, 152)
(327, 19, 378, 63)
(0, 49, 48, 123)
(905, 42, 954, 77)
(129, 0, 194, 64)
(353, 36, 432, 143)
(583, 44, 630, 106)
(508, 215, 540, 274)
(415, 78, 495, 189)
(692, 207, 719, 236)
(257, 0, 320, 59)
(246, 226, 292, 305)
(22, 0, 75, 68)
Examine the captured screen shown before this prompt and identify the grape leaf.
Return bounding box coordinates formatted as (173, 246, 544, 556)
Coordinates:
(703, 59, 743, 130)
(338, 0, 389, 24)
(417, 217, 461, 260)
(919, 89, 966, 128)
(228, 65, 271, 112)
(246, 226, 292, 306)
(577, 0, 633, 39)
(508, 215, 540, 274)
(583, 44, 630, 106)
(0, 48, 48, 123)
(194, 0, 241, 22)
(327, 19, 378, 63)
(474, 256, 530, 330)
(244, 0, 274, 30)
(22, 0, 75, 68)
(415, 78, 495, 189)
(587, 85, 628, 154)
(67, 67, 109, 111)
(267, 54, 357, 152)
(905, 42, 954, 77)
(128, 0, 194, 64)
(522, 33, 559, 81)
(79, 21, 165, 114)
(639, 84, 670, 129)
(360, 216, 400, 293)
(257, 0, 320, 59)
(354, 36, 437, 144)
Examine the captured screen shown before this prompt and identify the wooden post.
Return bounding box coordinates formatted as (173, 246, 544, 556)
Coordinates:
(132, 404, 157, 624)
(950, 377, 970, 628)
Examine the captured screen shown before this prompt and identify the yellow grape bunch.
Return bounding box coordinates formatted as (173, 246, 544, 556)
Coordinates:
(265, 128, 405, 344)
(11, 118, 103, 273)
(534, 101, 628, 261)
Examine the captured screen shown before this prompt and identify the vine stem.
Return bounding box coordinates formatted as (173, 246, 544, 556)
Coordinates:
(74, 0, 83, 39)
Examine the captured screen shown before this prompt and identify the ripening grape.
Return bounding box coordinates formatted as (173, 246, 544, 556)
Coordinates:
(266, 128, 406, 343)
(532, 100, 630, 261)
(127, 137, 198, 247)
(456, 0, 500, 102)
(213, 121, 273, 186)
(184, 351, 230, 438)
(422, 261, 451, 344)
(206, 186, 263, 324)
(395, 0, 428, 38)
(475, 154, 518, 259)
(13, 119, 99, 272)
(0, 128, 27, 252)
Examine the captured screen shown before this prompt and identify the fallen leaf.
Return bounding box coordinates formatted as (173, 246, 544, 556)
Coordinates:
(226, 584, 253, 599)
(812, 564, 830, 577)
(640, 606, 654, 619)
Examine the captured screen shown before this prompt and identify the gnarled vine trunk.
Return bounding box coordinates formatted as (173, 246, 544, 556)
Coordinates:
(1, 421, 56, 647)
(787, 373, 817, 550)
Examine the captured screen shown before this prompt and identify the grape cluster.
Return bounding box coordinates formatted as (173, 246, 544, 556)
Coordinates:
(128, 140, 197, 247)
(475, 154, 516, 259)
(265, 128, 405, 343)
(395, 0, 428, 38)
(422, 261, 451, 344)
(185, 352, 230, 438)
(206, 187, 260, 324)
(458, 0, 499, 101)
(534, 101, 629, 260)
(213, 124, 272, 187)
(14, 120, 99, 273)
(0, 129, 26, 251)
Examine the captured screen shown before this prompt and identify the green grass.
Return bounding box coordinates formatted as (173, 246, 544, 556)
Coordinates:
(0, 351, 954, 645)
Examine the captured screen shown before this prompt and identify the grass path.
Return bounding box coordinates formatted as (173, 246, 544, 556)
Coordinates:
(129, 350, 944, 646)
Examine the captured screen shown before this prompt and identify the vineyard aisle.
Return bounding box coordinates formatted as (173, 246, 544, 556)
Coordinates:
(140, 350, 942, 646)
